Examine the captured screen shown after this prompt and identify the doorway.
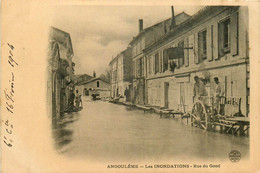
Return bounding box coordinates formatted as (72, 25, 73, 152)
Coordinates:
(164, 82, 169, 108)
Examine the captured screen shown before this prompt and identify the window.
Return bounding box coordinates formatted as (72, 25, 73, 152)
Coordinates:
(159, 51, 163, 72)
(137, 58, 142, 77)
(97, 81, 99, 88)
(133, 60, 136, 77)
(148, 57, 151, 74)
(198, 30, 207, 61)
(155, 53, 159, 74)
(178, 41, 185, 67)
(218, 18, 230, 57)
(137, 42, 140, 54)
(163, 50, 168, 72)
(84, 88, 89, 96)
(140, 57, 143, 76)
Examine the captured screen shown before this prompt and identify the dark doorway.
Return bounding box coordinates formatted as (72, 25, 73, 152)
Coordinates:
(164, 82, 169, 108)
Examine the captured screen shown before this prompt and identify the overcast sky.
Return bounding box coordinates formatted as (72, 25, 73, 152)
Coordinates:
(52, 6, 203, 76)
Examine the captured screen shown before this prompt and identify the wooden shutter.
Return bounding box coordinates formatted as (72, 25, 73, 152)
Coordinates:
(213, 23, 218, 60)
(152, 55, 154, 74)
(207, 25, 213, 61)
(184, 37, 189, 67)
(194, 33, 199, 64)
(160, 50, 163, 72)
(163, 49, 168, 72)
(188, 35, 194, 65)
(218, 22, 225, 58)
(155, 53, 159, 74)
(231, 12, 239, 56)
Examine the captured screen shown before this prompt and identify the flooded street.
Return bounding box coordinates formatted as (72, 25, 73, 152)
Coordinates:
(53, 98, 249, 162)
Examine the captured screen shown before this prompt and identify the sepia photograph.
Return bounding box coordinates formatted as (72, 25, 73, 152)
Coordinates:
(1, 1, 259, 172)
(48, 5, 249, 162)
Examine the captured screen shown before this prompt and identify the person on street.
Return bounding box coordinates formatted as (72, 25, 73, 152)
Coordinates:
(214, 77, 224, 114)
(66, 90, 75, 112)
(214, 77, 224, 97)
(193, 76, 207, 102)
(75, 90, 82, 109)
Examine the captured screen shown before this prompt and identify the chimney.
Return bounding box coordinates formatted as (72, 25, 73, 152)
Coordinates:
(139, 19, 143, 33)
(93, 71, 96, 78)
(170, 6, 176, 29)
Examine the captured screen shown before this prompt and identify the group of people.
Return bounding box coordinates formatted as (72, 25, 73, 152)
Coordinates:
(66, 89, 83, 112)
(193, 76, 224, 98)
(193, 76, 224, 114)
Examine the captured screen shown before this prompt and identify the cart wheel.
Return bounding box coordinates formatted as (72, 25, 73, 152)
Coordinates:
(191, 100, 208, 130)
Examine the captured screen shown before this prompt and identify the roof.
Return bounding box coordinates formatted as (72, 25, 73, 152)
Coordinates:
(129, 12, 191, 45)
(77, 77, 110, 85)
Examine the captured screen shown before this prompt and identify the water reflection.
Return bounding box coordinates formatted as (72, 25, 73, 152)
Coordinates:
(52, 112, 80, 149)
(52, 100, 249, 162)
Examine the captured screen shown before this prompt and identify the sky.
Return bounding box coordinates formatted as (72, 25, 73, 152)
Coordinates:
(52, 6, 203, 76)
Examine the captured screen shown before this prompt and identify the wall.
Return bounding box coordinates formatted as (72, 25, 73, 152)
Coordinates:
(147, 64, 247, 115)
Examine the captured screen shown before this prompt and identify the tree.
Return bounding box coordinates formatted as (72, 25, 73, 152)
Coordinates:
(99, 68, 111, 83)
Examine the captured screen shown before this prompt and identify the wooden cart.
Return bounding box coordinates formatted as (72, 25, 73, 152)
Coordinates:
(190, 96, 249, 136)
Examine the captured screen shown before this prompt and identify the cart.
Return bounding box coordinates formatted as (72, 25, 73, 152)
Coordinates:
(190, 96, 249, 136)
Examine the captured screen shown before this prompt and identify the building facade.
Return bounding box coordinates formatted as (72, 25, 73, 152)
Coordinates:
(109, 48, 132, 101)
(130, 11, 191, 105)
(143, 6, 249, 116)
(47, 27, 75, 122)
(75, 78, 111, 99)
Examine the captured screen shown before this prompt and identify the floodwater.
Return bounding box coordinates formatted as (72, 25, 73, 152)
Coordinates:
(52, 99, 249, 162)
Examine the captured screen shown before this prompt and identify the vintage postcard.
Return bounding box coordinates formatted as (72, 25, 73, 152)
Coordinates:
(1, 0, 260, 172)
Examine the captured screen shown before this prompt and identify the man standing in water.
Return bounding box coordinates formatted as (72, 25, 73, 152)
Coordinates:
(193, 76, 207, 102)
(214, 77, 224, 114)
(75, 90, 83, 109)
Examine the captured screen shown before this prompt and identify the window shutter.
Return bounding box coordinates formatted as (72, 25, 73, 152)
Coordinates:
(153, 54, 156, 74)
(184, 37, 189, 67)
(231, 12, 239, 56)
(218, 22, 225, 58)
(213, 23, 219, 60)
(188, 35, 194, 65)
(207, 25, 213, 61)
(158, 52, 161, 72)
(160, 50, 163, 72)
(194, 33, 199, 64)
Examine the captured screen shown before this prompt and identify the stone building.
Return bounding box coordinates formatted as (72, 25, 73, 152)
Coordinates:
(47, 27, 75, 122)
(143, 6, 249, 116)
(129, 9, 191, 104)
(109, 48, 132, 100)
(75, 77, 111, 99)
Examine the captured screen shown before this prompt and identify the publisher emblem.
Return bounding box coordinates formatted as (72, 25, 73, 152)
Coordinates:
(229, 150, 241, 162)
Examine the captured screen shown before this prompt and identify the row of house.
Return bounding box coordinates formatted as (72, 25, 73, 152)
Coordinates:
(109, 6, 249, 116)
(109, 48, 132, 101)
